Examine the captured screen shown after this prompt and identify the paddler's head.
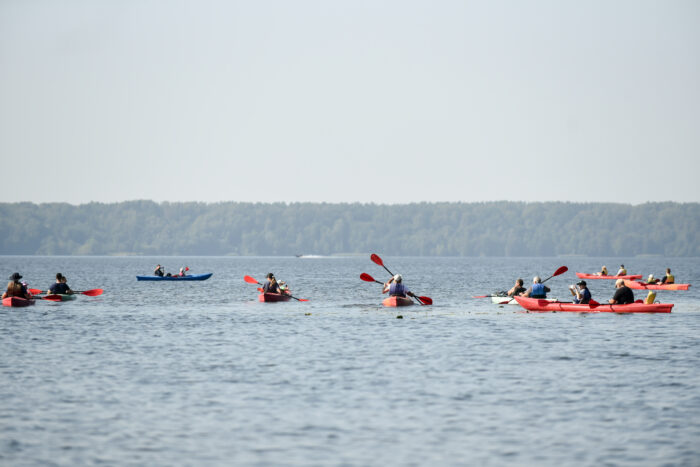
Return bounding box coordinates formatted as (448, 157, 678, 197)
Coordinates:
(393, 274, 402, 283)
(615, 279, 624, 288)
(533, 276, 541, 284)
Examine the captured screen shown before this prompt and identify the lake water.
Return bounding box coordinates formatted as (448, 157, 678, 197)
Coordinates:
(1, 256, 699, 466)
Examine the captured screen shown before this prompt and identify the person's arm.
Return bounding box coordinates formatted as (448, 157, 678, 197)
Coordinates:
(382, 279, 392, 294)
(544, 286, 551, 293)
(507, 286, 517, 296)
(609, 288, 620, 304)
(522, 287, 532, 297)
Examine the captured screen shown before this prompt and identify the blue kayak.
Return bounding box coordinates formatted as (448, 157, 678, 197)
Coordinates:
(136, 273, 213, 281)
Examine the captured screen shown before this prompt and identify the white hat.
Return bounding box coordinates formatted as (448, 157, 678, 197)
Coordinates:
(393, 274, 402, 283)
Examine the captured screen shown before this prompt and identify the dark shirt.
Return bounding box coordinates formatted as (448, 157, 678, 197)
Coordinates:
(612, 286, 634, 304)
(573, 288, 591, 304)
(262, 281, 281, 294)
(509, 286, 526, 297)
(154, 268, 164, 277)
(49, 283, 70, 294)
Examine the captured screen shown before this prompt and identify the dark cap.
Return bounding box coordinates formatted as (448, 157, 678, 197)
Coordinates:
(266, 273, 274, 279)
(9, 272, 22, 281)
(576, 280, 586, 287)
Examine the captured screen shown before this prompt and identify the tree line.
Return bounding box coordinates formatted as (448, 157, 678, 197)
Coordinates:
(0, 201, 698, 256)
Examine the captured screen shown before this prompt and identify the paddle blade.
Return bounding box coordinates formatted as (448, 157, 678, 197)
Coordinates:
(81, 289, 103, 296)
(244, 275, 260, 284)
(416, 295, 433, 305)
(588, 299, 601, 308)
(295, 298, 309, 302)
(472, 295, 489, 299)
(360, 273, 377, 282)
(257, 287, 263, 292)
(370, 253, 384, 266)
(553, 266, 568, 277)
(28, 288, 43, 295)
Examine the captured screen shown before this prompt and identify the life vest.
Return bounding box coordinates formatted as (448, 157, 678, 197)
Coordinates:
(644, 291, 656, 304)
(618, 268, 627, 275)
(389, 283, 408, 297)
(531, 283, 546, 298)
(665, 274, 675, 284)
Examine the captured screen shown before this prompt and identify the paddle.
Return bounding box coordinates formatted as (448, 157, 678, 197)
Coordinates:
(370, 253, 394, 276)
(244, 275, 309, 302)
(29, 288, 103, 297)
(360, 272, 432, 306)
(542, 266, 568, 283)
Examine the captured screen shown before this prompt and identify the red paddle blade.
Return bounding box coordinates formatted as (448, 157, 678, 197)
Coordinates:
(416, 296, 433, 305)
(360, 273, 376, 282)
(553, 266, 568, 277)
(81, 289, 103, 296)
(257, 287, 263, 292)
(244, 275, 260, 284)
(185, 267, 189, 271)
(296, 298, 309, 302)
(588, 299, 601, 308)
(472, 295, 489, 299)
(43, 294, 62, 301)
(28, 288, 43, 295)
(370, 254, 384, 266)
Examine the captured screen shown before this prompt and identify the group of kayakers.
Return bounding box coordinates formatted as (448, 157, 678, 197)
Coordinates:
(154, 265, 189, 278)
(2, 272, 74, 300)
(504, 265, 678, 306)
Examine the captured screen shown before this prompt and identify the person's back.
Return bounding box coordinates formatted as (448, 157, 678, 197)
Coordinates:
(154, 265, 164, 277)
(611, 282, 634, 304)
(49, 282, 70, 294)
(3, 273, 30, 299)
(616, 265, 627, 276)
(664, 269, 675, 284)
(389, 282, 409, 297)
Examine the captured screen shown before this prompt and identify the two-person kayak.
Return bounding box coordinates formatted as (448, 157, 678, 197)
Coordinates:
(259, 292, 292, 302)
(623, 280, 690, 291)
(514, 296, 673, 313)
(136, 273, 213, 281)
(575, 273, 643, 280)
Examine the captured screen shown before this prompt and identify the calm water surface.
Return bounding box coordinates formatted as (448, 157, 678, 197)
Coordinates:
(1, 256, 699, 466)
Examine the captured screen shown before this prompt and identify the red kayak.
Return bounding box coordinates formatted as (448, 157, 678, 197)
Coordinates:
(259, 293, 292, 302)
(382, 296, 414, 307)
(575, 273, 643, 280)
(623, 280, 690, 291)
(2, 297, 36, 308)
(514, 296, 672, 313)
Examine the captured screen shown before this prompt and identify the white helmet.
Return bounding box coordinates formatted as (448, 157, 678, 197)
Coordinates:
(533, 276, 541, 283)
(393, 274, 402, 283)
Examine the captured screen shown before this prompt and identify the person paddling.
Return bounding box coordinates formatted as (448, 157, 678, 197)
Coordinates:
(507, 278, 526, 297)
(595, 266, 609, 276)
(382, 274, 416, 299)
(262, 273, 282, 294)
(616, 264, 627, 276)
(2, 273, 32, 300)
(523, 276, 550, 299)
(49, 273, 73, 295)
(569, 280, 591, 304)
(609, 278, 634, 304)
(661, 268, 675, 284)
(154, 265, 165, 277)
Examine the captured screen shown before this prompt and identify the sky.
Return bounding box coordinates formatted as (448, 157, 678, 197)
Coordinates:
(1, 0, 698, 205)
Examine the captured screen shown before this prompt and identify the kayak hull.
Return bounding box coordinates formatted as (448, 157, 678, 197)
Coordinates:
(259, 293, 292, 302)
(136, 273, 213, 281)
(514, 296, 672, 313)
(575, 273, 643, 280)
(624, 280, 690, 291)
(2, 297, 36, 307)
(491, 296, 557, 305)
(383, 296, 414, 307)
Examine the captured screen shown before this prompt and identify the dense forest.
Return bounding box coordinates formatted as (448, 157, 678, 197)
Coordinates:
(0, 201, 698, 256)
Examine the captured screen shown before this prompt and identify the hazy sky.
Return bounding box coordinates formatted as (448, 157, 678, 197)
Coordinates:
(1, 0, 698, 205)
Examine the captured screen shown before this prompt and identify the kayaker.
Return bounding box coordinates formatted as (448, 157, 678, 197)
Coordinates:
(522, 276, 550, 299)
(645, 274, 659, 284)
(177, 267, 187, 277)
(595, 266, 609, 276)
(382, 274, 416, 299)
(507, 278, 526, 297)
(661, 268, 675, 284)
(49, 273, 73, 295)
(569, 280, 591, 304)
(279, 281, 289, 293)
(154, 265, 164, 277)
(616, 264, 627, 276)
(262, 273, 282, 294)
(2, 273, 32, 300)
(609, 278, 634, 305)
